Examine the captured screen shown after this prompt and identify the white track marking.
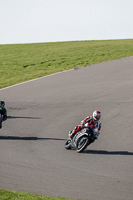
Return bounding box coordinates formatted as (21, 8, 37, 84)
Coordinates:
(0, 68, 74, 91)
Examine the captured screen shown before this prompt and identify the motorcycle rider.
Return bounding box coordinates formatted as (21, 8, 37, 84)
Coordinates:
(0, 113, 2, 128)
(0, 100, 7, 121)
(69, 110, 101, 140)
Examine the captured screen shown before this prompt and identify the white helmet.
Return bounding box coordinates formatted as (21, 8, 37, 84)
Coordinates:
(93, 110, 101, 121)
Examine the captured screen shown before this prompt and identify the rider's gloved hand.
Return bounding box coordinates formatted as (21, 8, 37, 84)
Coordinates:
(81, 120, 85, 126)
(93, 129, 99, 139)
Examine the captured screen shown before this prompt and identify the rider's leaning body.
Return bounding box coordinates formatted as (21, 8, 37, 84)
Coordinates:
(0, 100, 7, 121)
(69, 110, 101, 139)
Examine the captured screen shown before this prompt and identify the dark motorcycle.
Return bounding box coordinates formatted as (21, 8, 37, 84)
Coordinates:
(65, 127, 97, 153)
(0, 113, 2, 129)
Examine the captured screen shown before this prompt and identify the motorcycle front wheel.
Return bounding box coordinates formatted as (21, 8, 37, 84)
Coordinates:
(65, 138, 72, 150)
(76, 136, 89, 153)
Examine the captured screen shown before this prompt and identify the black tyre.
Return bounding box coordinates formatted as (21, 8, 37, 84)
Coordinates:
(0, 118, 2, 129)
(65, 138, 72, 150)
(76, 136, 89, 153)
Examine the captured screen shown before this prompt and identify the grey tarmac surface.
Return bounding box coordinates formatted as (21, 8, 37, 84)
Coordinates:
(0, 57, 133, 200)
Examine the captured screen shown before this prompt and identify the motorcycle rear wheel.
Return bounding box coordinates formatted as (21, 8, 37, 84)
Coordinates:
(76, 136, 89, 153)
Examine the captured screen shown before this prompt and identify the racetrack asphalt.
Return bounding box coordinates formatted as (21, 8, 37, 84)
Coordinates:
(0, 57, 133, 200)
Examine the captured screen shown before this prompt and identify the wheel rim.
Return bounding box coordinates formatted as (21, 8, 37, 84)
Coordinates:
(65, 139, 71, 146)
(77, 137, 87, 150)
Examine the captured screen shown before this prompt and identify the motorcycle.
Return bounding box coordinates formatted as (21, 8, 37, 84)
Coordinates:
(0, 113, 2, 129)
(65, 127, 98, 153)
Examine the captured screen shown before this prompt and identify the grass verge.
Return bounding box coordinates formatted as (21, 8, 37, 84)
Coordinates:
(0, 39, 133, 89)
(0, 190, 76, 200)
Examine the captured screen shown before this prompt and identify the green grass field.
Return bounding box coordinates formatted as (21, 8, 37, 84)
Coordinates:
(0, 190, 75, 200)
(0, 39, 133, 89)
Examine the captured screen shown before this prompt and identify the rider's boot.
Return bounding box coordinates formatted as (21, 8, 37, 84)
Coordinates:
(68, 131, 74, 139)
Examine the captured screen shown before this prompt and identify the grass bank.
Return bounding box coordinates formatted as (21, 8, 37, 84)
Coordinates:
(0, 39, 133, 89)
(0, 190, 76, 200)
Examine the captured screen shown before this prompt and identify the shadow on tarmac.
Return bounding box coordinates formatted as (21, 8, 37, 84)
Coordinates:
(7, 116, 41, 119)
(83, 149, 133, 155)
(0, 136, 66, 141)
